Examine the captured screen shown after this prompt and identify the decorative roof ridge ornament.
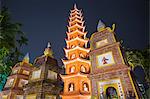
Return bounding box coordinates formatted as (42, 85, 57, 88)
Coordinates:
(97, 20, 115, 32)
(97, 20, 106, 32)
(22, 52, 29, 63)
(106, 24, 115, 33)
(44, 42, 54, 57)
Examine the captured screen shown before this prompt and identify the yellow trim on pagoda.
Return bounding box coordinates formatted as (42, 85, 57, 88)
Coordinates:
(106, 24, 116, 33)
(12, 77, 17, 88)
(98, 27, 106, 32)
(22, 57, 29, 63)
(128, 71, 139, 99)
(90, 33, 95, 50)
(2, 95, 8, 99)
(26, 94, 37, 99)
(117, 47, 125, 64)
(20, 61, 33, 67)
(18, 67, 22, 74)
(104, 83, 120, 97)
(112, 34, 116, 42)
(98, 24, 115, 33)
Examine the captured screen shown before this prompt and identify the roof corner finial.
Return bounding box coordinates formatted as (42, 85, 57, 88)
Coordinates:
(47, 42, 51, 48)
(23, 52, 29, 63)
(97, 20, 106, 32)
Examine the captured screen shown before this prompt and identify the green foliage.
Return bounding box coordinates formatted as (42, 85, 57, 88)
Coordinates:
(0, 47, 12, 76)
(0, 7, 28, 64)
(0, 47, 12, 91)
(0, 15, 4, 23)
(0, 7, 28, 90)
(125, 47, 150, 82)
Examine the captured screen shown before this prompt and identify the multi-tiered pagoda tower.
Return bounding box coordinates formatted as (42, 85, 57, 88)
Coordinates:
(1, 53, 33, 99)
(60, 4, 91, 99)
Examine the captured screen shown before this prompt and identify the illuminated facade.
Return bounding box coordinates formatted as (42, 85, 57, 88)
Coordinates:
(23, 43, 62, 99)
(60, 4, 91, 99)
(89, 20, 140, 99)
(1, 53, 33, 99)
(0, 4, 142, 99)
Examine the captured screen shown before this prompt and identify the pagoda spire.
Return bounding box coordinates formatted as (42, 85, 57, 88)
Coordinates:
(47, 42, 51, 48)
(22, 52, 29, 63)
(44, 42, 53, 57)
(74, 3, 77, 9)
(97, 20, 105, 32)
(97, 19, 116, 32)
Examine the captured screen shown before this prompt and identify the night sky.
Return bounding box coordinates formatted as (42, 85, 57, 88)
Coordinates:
(3, 0, 149, 65)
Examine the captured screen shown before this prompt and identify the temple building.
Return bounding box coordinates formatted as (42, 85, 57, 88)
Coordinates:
(60, 4, 91, 99)
(1, 53, 33, 99)
(89, 20, 140, 99)
(0, 4, 143, 99)
(23, 43, 62, 99)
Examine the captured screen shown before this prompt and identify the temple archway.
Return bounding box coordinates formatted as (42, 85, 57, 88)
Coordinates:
(106, 87, 118, 99)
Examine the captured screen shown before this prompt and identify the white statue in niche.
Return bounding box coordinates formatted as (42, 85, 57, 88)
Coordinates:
(71, 54, 76, 59)
(83, 83, 88, 91)
(79, 53, 84, 58)
(70, 66, 75, 73)
(69, 83, 74, 92)
(81, 65, 86, 72)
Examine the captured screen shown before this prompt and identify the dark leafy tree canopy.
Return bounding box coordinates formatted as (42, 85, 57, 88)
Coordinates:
(125, 47, 150, 82)
(0, 7, 28, 65)
(0, 7, 28, 90)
